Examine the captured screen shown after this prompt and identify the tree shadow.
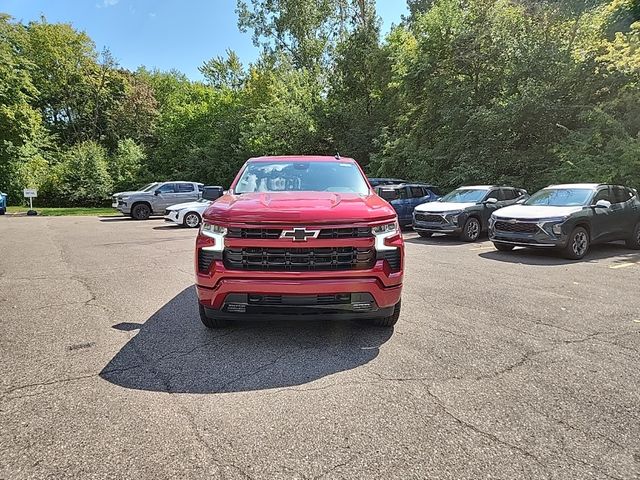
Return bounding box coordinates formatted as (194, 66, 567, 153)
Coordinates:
(479, 242, 640, 266)
(100, 286, 393, 394)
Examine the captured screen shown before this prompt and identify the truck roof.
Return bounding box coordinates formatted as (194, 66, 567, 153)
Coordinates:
(248, 155, 356, 163)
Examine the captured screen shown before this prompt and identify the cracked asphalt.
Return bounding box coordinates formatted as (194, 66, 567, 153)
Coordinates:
(1, 215, 639, 479)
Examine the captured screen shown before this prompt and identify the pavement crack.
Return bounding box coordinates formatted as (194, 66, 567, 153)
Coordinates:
(425, 385, 550, 478)
(310, 455, 358, 480)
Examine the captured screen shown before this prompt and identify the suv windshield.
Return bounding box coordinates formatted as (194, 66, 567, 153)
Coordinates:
(440, 189, 488, 203)
(234, 161, 370, 195)
(525, 188, 593, 206)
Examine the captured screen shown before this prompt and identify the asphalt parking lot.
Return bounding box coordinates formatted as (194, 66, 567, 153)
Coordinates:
(1, 216, 639, 479)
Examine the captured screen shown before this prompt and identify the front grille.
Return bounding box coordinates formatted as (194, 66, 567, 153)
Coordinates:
(227, 227, 282, 239)
(415, 213, 445, 223)
(198, 250, 219, 273)
(226, 227, 373, 239)
(379, 250, 401, 272)
(223, 247, 375, 271)
(247, 293, 351, 305)
(317, 227, 372, 239)
(495, 221, 538, 234)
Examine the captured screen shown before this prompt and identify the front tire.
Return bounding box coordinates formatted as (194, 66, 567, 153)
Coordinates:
(563, 226, 590, 260)
(199, 304, 229, 329)
(493, 242, 515, 252)
(461, 217, 481, 242)
(625, 223, 640, 250)
(0, 208, 5, 215)
(371, 300, 401, 327)
(131, 203, 151, 220)
(417, 231, 433, 238)
(183, 211, 201, 228)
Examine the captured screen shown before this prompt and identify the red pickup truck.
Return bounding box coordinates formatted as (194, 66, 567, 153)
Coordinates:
(194, 155, 404, 328)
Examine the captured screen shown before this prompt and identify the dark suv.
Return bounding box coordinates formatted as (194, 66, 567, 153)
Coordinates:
(413, 185, 528, 242)
(489, 183, 640, 259)
(376, 183, 441, 227)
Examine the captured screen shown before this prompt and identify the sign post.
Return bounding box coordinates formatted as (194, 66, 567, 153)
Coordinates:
(23, 188, 37, 215)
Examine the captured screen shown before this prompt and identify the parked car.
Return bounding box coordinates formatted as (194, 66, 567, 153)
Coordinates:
(112, 181, 203, 220)
(368, 178, 407, 187)
(195, 155, 404, 329)
(376, 183, 441, 227)
(164, 187, 224, 228)
(413, 185, 528, 242)
(489, 183, 640, 259)
(0, 192, 6, 215)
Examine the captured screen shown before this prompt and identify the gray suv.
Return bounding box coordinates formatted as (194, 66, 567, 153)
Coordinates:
(112, 181, 203, 220)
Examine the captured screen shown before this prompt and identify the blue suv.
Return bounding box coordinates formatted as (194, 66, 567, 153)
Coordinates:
(0, 192, 6, 215)
(376, 183, 441, 227)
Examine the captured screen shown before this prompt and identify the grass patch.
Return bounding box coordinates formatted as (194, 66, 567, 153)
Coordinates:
(6, 206, 121, 217)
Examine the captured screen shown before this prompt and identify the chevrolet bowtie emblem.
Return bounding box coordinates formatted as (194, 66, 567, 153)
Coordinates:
(508, 218, 518, 224)
(281, 228, 320, 242)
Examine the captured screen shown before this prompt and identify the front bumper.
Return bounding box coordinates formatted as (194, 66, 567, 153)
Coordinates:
(200, 292, 395, 320)
(489, 227, 568, 248)
(164, 210, 181, 224)
(413, 219, 462, 234)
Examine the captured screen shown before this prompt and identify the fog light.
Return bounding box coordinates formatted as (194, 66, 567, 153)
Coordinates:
(552, 224, 563, 235)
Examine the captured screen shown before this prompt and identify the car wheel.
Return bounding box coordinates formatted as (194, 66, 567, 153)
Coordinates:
(183, 212, 201, 228)
(461, 217, 481, 242)
(625, 223, 640, 250)
(0, 208, 5, 215)
(131, 203, 151, 220)
(417, 231, 433, 238)
(199, 304, 229, 329)
(371, 300, 401, 327)
(493, 242, 515, 252)
(563, 226, 590, 260)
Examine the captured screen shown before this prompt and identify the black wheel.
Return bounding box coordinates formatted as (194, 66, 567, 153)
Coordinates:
(418, 231, 433, 238)
(199, 304, 229, 329)
(0, 208, 5, 215)
(371, 300, 401, 327)
(563, 226, 590, 260)
(131, 203, 151, 220)
(494, 242, 515, 252)
(461, 217, 481, 242)
(625, 223, 640, 250)
(183, 211, 201, 228)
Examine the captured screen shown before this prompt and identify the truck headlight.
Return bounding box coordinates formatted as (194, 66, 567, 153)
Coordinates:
(201, 222, 227, 237)
(373, 221, 400, 252)
(372, 222, 398, 236)
(200, 222, 227, 253)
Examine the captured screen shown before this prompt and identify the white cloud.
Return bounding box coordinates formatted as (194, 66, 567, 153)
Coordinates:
(99, 0, 119, 7)
(148, 12, 156, 18)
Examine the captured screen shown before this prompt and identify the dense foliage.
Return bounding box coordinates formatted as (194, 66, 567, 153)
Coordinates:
(0, 0, 639, 206)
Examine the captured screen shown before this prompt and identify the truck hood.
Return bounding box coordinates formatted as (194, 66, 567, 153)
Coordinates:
(167, 200, 210, 212)
(415, 202, 476, 213)
(113, 190, 146, 198)
(494, 204, 584, 219)
(203, 192, 397, 224)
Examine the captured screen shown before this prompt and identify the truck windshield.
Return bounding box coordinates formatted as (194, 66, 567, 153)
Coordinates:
(440, 189, 488, 203)
(525, 189, 593, 206)
(234, 161, 370, 195)
(140, 183, 159, 192)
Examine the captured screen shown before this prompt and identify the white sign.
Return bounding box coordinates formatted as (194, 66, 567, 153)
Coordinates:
(23, 189, 38, 198)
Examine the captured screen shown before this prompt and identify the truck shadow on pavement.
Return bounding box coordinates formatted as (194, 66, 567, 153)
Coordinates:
(100, 286, 393, 394)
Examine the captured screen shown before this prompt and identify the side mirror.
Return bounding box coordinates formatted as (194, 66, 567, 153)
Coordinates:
(202, 186, 224, 201)
(484, 197, 498, 204)
(516, 197, 526, 204)
(154, 189, 161, 196)
(594, 199, 611, 209)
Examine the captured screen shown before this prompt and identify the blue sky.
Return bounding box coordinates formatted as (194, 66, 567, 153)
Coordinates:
(1, 0, 408, 80)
